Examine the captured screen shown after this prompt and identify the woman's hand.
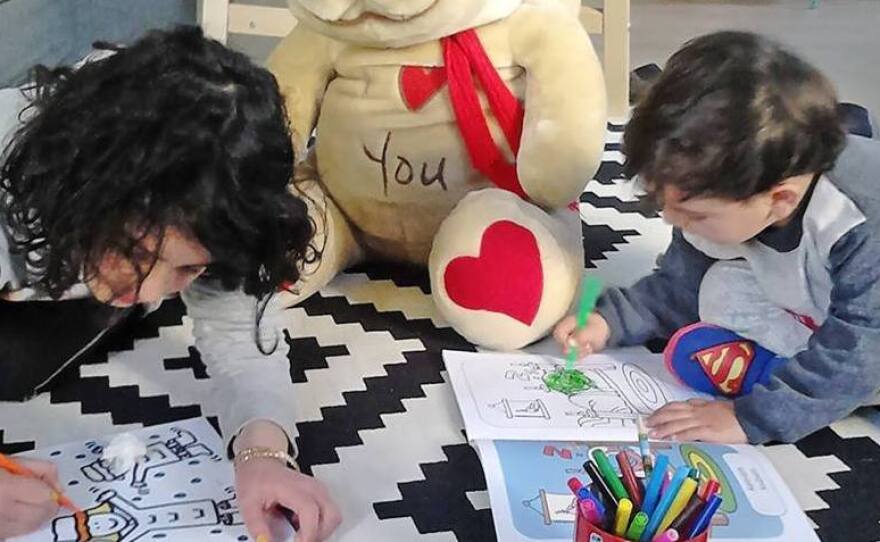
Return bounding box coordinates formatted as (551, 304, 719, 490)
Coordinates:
(234, 420, 341, 542)
(0, 458, 60, 538)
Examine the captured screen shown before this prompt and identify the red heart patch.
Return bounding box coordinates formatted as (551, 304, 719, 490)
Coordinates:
(443, 220, 543, 325)
(399, 66, 447, 111)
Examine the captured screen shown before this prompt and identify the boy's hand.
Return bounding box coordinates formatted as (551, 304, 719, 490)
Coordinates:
(553, 313, 611, 358)
(0, 458, 61, 538)
(646, 400, 748, 444)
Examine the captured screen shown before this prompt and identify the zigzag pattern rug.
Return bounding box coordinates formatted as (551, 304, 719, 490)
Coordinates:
(0, 124, 877, 542)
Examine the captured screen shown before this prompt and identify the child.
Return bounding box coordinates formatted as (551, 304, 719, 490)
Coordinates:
(0, 27, 338, 541)
(555, 31, 880, 445)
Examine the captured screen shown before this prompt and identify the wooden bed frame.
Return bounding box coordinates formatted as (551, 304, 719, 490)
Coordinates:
(198, 0, 630, 118)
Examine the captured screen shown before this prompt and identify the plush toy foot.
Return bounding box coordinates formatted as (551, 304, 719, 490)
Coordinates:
(429, 188, 582, 350)
(663, 323, 786, 398)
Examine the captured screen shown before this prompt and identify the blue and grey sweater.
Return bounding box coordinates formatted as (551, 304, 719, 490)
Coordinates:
(596, 135, 880, 444)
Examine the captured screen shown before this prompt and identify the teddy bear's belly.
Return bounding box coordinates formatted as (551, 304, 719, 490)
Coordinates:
(315, 70, 518, 263)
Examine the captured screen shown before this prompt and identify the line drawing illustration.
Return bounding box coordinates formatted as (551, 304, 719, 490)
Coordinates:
(81, 428, 222, 492)
(10, 419, 254, 542)
(51, 488, 241, 541)
(489, 399, 552, 420)
(474, 356, 676, 430)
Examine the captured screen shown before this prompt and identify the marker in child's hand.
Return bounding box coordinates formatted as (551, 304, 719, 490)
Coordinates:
(544, 277, 602, 395)
(566, 276, 603, 366)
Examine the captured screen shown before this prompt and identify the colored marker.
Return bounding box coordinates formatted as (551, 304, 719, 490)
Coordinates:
(686, 494, 723, 539)
(625, 511, 650, 541)
(591, 448, 629, 501)
(688, 468, 699, 480)
(568, 477, 584, 495)
(661, 470, 672, 495)
(636, 416, 653, 477)
(669, 495, 705, 533)
(614, 498, 633, 536)
(584, 459, 620, 507)
(653, 528, 680, 542)
(565, 277, 603, 366)
(640, 466, 690, 542)
(641, 454, 670, 517)
(617, 450, 643, 507)
(700, 479, 720, 500)
(584, 489, 607, 519)
(579, 498, 603, 525)
(657, 477, 698, 534)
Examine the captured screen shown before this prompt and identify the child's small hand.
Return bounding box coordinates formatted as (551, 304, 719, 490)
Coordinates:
(646, 400, 748, 444)
(553, 313, 611, 359)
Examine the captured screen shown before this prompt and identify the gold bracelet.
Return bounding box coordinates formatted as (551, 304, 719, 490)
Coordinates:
(234, 447, 299, 471)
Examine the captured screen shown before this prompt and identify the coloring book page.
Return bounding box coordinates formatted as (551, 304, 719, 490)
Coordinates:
(444, 350, 711, 442)
(9, 418, 288, 542)
(475, 439, 818, 542)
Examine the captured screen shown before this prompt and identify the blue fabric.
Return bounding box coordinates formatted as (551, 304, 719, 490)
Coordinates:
(0, 0, 196, 87)
(664, 323, 785, 398)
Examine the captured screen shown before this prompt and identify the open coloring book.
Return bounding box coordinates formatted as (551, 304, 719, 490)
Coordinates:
(444, 350, 711, 442)
(443, 350, 818, 542)
(10, 418, 291, 542)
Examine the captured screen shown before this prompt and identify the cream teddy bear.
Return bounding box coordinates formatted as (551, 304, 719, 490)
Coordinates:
(269, 0, 607, 349)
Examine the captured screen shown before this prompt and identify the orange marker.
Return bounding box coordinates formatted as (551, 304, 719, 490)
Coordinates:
(0, 453, 83, 515)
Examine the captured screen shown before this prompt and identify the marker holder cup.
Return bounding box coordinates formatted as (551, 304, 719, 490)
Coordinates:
(573, 510, 711, 542)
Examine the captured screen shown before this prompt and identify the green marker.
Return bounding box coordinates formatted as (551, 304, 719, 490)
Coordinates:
(566, 276, 603, 369)
(591, 448, 629, 501)
(625, 511, 650, 541)
(544, 277, 602, 395)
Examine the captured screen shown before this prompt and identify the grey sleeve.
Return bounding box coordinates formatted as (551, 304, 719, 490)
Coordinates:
(180, 280, 297, 451)
(596, 229, 717, 346)
(735, 222, 880, 443)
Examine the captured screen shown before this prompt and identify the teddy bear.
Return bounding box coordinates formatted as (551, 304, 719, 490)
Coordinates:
(268, 0, 607, 349)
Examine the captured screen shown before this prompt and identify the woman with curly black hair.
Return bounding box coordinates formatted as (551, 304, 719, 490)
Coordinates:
(0, 26, 339, 541)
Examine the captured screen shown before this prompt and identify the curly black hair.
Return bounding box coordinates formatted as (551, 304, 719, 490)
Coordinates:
(624, 31, 845, 201)
(0, 26, 315, 305)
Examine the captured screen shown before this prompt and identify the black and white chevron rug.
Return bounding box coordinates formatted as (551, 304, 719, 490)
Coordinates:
(1, 124, 877, 542)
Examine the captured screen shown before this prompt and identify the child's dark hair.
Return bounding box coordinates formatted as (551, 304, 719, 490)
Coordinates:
(624, 31, 846, 201)
(0, 26, 316, 304)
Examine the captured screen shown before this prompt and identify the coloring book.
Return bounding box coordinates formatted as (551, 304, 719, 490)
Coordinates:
(9, 418, 290, 542)
(443, 350, 818, 542)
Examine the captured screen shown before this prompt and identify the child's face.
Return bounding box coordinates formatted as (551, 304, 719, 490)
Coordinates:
(87, 228, 212, 307)
(659, 186, 779, 245)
